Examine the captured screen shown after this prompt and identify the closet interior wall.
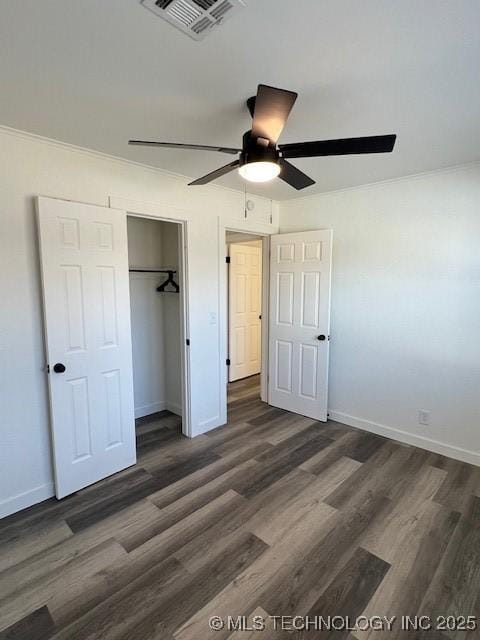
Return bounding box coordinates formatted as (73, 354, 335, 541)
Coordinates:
(127, 217, 182, 419)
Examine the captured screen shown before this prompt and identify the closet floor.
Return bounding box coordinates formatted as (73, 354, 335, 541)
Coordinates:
(1, 375, 480, 639)
(136, 410, 183, 454)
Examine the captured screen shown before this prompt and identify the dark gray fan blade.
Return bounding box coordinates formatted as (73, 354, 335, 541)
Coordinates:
(279, 134, 397, 158)
(279, 160, 315, 190)
(128, 141, 241, 155)
(189, 160, 240, 186)
(251, 84, 298, 144)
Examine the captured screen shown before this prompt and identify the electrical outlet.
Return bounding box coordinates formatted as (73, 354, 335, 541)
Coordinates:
(418, 410, 430, 426)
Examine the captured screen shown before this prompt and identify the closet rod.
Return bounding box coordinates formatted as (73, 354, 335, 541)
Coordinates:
(129, 269, 177, 273)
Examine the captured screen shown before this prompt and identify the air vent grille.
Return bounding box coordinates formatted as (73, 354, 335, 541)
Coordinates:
(142, 0, 245, 40)
(210, 0, 232, 20)
(192, 0, 217, 9)
(191, 16, 214, 33)
(167, 0, 201, 25)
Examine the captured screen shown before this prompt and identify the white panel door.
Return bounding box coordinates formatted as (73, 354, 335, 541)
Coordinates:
(37, 197, 136, 498)
(229, 243, 262, 381)
(268, 230, 332, 421)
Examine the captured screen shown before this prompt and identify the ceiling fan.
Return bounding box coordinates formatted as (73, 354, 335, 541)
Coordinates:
(129, 84, 397, 190)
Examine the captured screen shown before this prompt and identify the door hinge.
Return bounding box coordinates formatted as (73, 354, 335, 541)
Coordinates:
(225, 256, 231, 264)
(226, 358, 231, 366)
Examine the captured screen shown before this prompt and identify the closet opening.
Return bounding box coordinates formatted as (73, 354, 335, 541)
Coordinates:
(226, 230, 268, 413)
(127, 215, 188, 453)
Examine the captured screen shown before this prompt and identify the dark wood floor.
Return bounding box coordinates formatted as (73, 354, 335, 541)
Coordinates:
(1, 375, 479, 639)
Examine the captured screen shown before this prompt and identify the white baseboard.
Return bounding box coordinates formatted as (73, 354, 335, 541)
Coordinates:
(0, 482, 55, 519)
(134, 401, 166, 419)
(135, 401, 183, 419)
(328, 410, 480, 467)
(165, 401, 182, 417)
(191, 414, 223, 438)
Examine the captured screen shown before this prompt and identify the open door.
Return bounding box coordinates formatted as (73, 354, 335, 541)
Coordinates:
(37, 197, 136, 498)
(228, 243, 262, 382)
(268, 230, 332, 421)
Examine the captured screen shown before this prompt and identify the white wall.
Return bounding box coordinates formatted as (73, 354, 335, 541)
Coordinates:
(279, 163, 480, 465)
(0, 126, 279, 518)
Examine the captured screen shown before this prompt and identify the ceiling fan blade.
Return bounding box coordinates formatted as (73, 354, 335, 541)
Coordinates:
(128, 140, 241, 155)
(279, 160, 315, 190)
(279, 134, 397, 159)
(188, 159, 240, 186)
(251, 84, 298, 145)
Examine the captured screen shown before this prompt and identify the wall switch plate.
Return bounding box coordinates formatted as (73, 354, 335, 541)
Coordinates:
(418, 410, 430, 426)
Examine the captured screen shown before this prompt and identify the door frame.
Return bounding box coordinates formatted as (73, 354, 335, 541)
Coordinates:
(127, 212, 191, 438)
(219, 223, 271, 421)
(227, 241, 263, 383)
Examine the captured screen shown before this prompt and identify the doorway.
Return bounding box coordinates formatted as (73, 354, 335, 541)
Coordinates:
(226, 231, 267, 411)
(127, 216, 186, 454)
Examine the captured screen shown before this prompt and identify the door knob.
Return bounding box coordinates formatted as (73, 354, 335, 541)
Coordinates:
(317, 335, 326, 341)
(53, 363, 66, 373)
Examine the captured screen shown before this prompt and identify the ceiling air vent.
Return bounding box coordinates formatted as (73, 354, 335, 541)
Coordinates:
(142, 0, 245, 41)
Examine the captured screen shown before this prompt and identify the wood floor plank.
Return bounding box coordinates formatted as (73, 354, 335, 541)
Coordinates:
(121, 532, 268, 640)
(120, 460, 258, 551)
(361, 464, 447, 563)
(148, 449, 222, 488)
(300, 431, 366, 475)
(49, 492, 245, 629)
(433, 458, 480, 514)
(250, 456, 361, 546)
(247, 407, 288, 427)
(0, 539, 126, 632)
(300, 547, 390, 640)
(225, 607, 275, 640)
(325, 440, 418, 511)
(48, 548, 186, 629)
(380, 508, 460, 640)
(0, 467, 151, 546)
(174, 467, 317, 574)
(175, 500, 338, 640)
(52, 532, 267, 640)
(49, 556, 186, 640)
(417, 495, 480, 640)
(261, 414, 318, 446)
(0, 606, 55, 640)
(260, 491, 392, 619)
(234, 434, 332, 498)
(148, 442, 270, 510)
(65, 474, 162, 533)
(1, 375, 478, 640)
(0, 519, 72, 574)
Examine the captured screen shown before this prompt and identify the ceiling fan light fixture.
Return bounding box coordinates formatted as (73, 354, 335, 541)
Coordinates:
(238, 161, 281, 183)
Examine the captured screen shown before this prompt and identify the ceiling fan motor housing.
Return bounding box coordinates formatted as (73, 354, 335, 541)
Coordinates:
(240, 130, 279, 167)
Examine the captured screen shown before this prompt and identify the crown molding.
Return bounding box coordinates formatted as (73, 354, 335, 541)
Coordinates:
(281, 159, 480, 205)
(0, 124, 276, 205)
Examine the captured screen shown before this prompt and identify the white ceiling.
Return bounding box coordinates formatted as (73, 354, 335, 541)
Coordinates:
(1, 0, 479, 199)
